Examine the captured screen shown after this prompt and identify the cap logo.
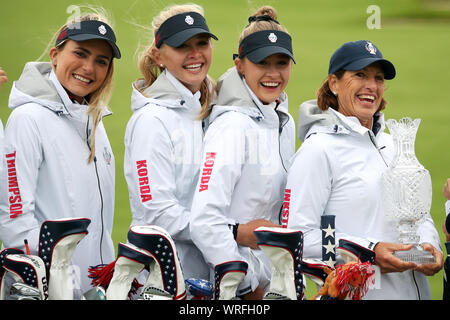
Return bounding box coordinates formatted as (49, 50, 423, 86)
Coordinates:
(98, 25, 107, 35)
(58, 29, 68, 41)
(185, 15, 194, 25)
(268, 32, 277, 43)
(365, 41, 376, 55)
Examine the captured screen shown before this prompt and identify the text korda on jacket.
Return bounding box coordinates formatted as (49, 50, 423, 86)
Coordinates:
(124, 70, 209, 280)
(0, 62, 115, 296)
(190, 67, 296, 295)
(286, 99, 441, 300)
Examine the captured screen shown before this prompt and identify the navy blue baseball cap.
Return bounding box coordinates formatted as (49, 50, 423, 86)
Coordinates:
(328, 40, 395, 79)
(155, 11, 218, 48)
(56, 20, 121, 59)
(236, 30, 295, 64)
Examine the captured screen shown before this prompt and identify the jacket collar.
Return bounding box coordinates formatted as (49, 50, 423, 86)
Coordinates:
(298, 99, 386, 141)
(210, 67, 289, 124)
(132, 69, 202, 114)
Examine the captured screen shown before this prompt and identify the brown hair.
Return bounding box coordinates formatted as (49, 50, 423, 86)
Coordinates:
(137, 3, 215, 120)
(317, 69, 387, 112)
(49, 6, 116, 163)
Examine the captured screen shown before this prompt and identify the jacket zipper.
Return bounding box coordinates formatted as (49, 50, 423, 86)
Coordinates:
(275, 103, 289, 223)
(86, 118, 105, 264)
(93, 156, 105, 264)
(275, 103, 289, 173)
(368, 132, 388, 167)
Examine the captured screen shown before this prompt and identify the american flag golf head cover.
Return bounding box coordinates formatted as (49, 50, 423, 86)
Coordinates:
(3, 254, 48, 300)
(38, 217, 91, 300)
(301, 258, 330, 290)
(254, 226, 304, 300)
(127, 225, 186, 300)
(0, 248, 24, 300)
(214, 261, 248, 300)
(337, 239, 376, 264)
(185, 278, 213, 300)
(106, 242, 153, 300)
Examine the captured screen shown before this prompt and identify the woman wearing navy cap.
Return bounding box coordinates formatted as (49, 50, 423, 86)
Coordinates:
(0, 7, 120, 298)
(123, 3, 218, 294)
(190, 6, 296, 299)
(285, 40, 443, 299)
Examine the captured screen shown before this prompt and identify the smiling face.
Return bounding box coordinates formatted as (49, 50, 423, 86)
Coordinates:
(329, 63, 385, 129)
(50, 39, 112, 103)
(152, 34, 213, 93)
(235, 53, 293, 105)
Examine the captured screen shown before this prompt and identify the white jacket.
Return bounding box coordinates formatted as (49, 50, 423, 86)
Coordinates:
(0, 62, 116, 296)
(124, 70, 209, 280)
(190, 67, 296, 295)
(285, 99, 441, 300)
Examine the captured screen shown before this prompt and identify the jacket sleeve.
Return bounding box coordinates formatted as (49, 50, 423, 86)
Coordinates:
(124, 111, 192, 242)
(0, 109, 42, 253)
(285, 137, 333, 259)
(190, 116, 259, 293)
(285, 137, 378, 260)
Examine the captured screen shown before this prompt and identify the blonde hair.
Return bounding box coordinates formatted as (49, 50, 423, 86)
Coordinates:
(137, 3, 216, 120)
(239, 6, 289, 42)
(47, 6, 116, 163)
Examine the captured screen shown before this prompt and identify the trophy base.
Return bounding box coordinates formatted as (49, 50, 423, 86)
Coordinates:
(393, 245, 435, 265)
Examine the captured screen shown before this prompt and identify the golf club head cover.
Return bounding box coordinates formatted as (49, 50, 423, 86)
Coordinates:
(185, 278, 214, 300)
(337, 239, 375, 264)
(137, 286, 173, 300)
(106, 242, 153, 300)
(301, 258, 330, 290)
(9, 282, 43, 300)
(321, 215, 336, 267)
(38, 217, 91, 300)
(214, 261, 248, 300)
(3, 254, 48, 300)
(127, 225, 186, 300)
(254, 226, 304, 300)
(0, 248, 24, 300)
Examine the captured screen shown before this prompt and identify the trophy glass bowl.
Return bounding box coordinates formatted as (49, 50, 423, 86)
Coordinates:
(381, 117, 435, 264)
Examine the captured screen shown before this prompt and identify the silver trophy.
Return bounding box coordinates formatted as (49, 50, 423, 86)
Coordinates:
(381, 117, 435, 264)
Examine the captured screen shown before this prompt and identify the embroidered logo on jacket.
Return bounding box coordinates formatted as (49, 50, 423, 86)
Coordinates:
(136, 160, 152, 202)
(103, 147, 112, 165)
(198, 152, 216, 192)
(281, 189, 291, 228)
(6, 151, 23, 218)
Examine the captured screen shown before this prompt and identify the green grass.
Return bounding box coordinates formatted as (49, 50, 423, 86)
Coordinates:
(1, 0, 449, 300)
